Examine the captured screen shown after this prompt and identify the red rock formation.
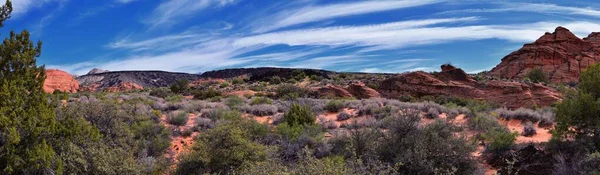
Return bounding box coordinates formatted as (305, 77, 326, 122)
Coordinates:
(43, 69, 79, 93)
(346, 82, 381, 98)
(104, 82, 144, 92)
(310, 85, 354, 98)
(488, 26, 600, 84)
(379, 65, 561, 109)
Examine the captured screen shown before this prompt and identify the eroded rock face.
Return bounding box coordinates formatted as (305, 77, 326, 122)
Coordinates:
(105, 82, 144, 92)
(310, 85, 353, 98)
(379, 65, 561, 109)
(346, 82, 381, 98)
(77, 70, 201, 92)
(488, 26, 600, 84)
(43, 69, 79, 93)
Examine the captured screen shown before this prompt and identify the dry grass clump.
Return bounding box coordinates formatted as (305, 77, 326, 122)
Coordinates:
(522, 121, 537, 137)
(195, 117, 215, 130)
(494, 107, 555, 127)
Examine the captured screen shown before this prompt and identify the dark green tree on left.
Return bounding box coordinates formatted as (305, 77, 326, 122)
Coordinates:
(0, 0, 61, 174)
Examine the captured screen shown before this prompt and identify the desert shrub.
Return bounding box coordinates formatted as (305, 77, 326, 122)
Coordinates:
(372, 106, 398, 119)
(324, 100, 344, 112)
(526, 67, 548, 83)
(358, 104, 378, 116)
(322, 120, 338, 129)
(250, 96, 272, 105)
(522, 121, 537, 136)
(284, 104, 316, 126)
(220, 82, 229, 88)
(537, 107, 555, 127)
(170, 79, 190, 94)
(343, 100, 361, 109)
(482, 128, 517, 153)
(495, 108, 541, 123)
(232, 77, 245, 84)
(270, 76, 282, 84)
(181, 129, 193, 137)
(149, 88, 173, 98)
(225, 95, 244, 109)
(336, 111, 352, 121)
(377, 113, 480, 174)
(468, 113, 503, 132)
(276, 84, 307, 100)
(167, 110, 189, 126)
(192, 88, 221, 100)
(173, 123, 266, 174)
(271, 113, 285, 125)
(425, 107, 440, 119)
(164, 94, 184, 103)
(195, 117, 214, 130)
(240, 104, 278, 116)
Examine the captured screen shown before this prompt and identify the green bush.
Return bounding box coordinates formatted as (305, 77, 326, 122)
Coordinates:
(173, 123, 267, 174)
(250, 96, 272, 105)
(192, 88, 221, 100)
(275, 84, 307, 100)
(325, 100, 344, 112)
(149, 88, 173, 98)
(270, 76, 282, 84)
(225, 96, 244, 109)
(284, 104, 316, 126)
(232, 77, 244, 84)
(170, 79, 190, 94)
(167, 111, 189, 126)
(482, 128, 517, 153)
(525, 67, 548, 83)
(220, 82, 230, 88)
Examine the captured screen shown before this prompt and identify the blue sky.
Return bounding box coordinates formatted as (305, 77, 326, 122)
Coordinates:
(5, 0, 600, 75)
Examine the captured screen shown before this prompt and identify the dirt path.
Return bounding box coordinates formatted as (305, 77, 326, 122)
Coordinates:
(161, 113, 201, 173)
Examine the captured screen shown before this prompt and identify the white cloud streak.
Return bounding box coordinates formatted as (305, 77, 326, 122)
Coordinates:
(254, 0, 443, 33)
(144, 0, 236, 28)
(439, 2, 600, 18)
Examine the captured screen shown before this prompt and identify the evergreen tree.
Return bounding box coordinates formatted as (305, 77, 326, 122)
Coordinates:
(0, 1, 60, 174)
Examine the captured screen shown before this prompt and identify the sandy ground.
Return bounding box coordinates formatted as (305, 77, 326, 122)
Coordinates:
(499, 119, 553, 144)
(161, 113, 201, 172)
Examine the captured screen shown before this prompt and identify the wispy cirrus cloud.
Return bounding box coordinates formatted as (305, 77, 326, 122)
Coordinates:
(253, 0, 443, 33)
(144, 0, 237, 28)
(438, 2, 600, 18)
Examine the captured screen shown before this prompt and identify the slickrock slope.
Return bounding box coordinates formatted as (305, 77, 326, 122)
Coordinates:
(489, 26, 600, 84)
(43, 69, 79, 93)
(379, 65, 561, 109)
(77, 70, 201, 92)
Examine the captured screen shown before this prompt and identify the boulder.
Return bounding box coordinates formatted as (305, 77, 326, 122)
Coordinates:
(346, 82, 381, 98)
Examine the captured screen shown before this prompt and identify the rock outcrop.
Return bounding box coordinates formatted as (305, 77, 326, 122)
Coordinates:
(488, 26, 600, 84)
(43, 69, 79, 93)
(346, 82, 381, 98)
(104, 82, 144, 92)
(379, 65, 561, 108)
(87, 68, 109, 75)
(77, 70, 201, 92)
(201, 67, 333, 81)
(310, 85, 354, 98)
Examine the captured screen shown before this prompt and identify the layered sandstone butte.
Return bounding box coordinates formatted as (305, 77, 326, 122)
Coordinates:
(488, 26, 600, 84)
(379, 65, 561, 109)
(43, 69, 79, 93)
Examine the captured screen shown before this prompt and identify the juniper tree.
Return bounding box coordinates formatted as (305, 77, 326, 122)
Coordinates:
(0, 1, 60, 174)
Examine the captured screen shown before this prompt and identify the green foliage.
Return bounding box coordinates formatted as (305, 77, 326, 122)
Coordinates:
(192, 88, 221, 100)
(275, 84, 307, 100)
(220, 82, 230, 88)
(554, 62, 600, 149)
(168, 111, 189, 126)
(284, 104, 315, 127)
(482, 128, 517, 153)
(0, 2, 63, 173)
(225, 95, 245, 109)
(232, 77, 244, 84)
(149, 88, 173, 98)
(164, 94, 184, 102)
(325, 100, 344, 112)
(250, 96, 272, 105)
(526, 67, 548, 84)
(269, 76, 282, 84)
(173, 122, 267, 174)
(170, 79, 190, 94)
